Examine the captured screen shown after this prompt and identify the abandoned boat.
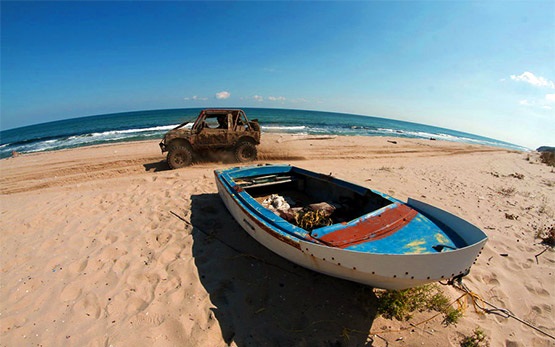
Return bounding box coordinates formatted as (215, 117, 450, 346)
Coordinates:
(214, 164, 488, 290)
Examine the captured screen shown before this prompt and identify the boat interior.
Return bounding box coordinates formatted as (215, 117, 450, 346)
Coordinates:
(227, 167, 472, 252)
(236, 170, 394, 226)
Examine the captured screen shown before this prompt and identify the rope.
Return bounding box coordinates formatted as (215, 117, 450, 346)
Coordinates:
(450, 277, 555, 341)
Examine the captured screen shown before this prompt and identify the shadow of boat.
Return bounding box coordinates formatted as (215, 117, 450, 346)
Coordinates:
(191, 193, 378, 346)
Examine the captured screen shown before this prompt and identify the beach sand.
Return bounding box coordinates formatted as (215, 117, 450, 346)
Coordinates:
(1, 134, 553, 346)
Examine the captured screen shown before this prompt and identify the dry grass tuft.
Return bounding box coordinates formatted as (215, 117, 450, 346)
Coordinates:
(497, 187, 516, 196)
(508, 172, 524, 179)
(537, 225, 555, 247)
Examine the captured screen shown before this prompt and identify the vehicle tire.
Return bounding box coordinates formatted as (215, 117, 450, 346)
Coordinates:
(234, 141, 257, 162)
(167, 146, 193, 169)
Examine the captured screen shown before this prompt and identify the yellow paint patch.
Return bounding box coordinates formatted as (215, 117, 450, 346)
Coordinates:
(435, 233, 450, 244)
(404, 240, 427, 254)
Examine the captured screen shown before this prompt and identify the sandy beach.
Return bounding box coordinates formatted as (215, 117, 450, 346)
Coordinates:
(1, 134, 553, 346)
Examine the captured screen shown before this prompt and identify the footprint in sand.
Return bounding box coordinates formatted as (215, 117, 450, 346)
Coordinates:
(530, 305, 543, 314)
(525, 284, 550, 297)
(481, 273, 500, 286)
(112, 256, 130, 273)
(107, 293, 148, 316)
(0, 315, 27, 334)
(125, 273, 160, 304)
(135, 311, 165, 327)
(67, 258, 88, 273)
(504, 340, 519, 347)
(72, 292, 101, 319)
(154, 231, 173, 247)
(60, 281, 83, 302)
(126, 297, 149, 315)
(104, 233, 118, 244)
(154, 276, 182, 297)
(158, 245, 182, 264)
(522, 258, 535, 269)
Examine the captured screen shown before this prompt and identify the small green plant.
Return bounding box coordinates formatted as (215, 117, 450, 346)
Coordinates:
(460, 327, 489, 347)
(375, 284, 461, 324)
(443, 307, 463, 325)
(376, 286, 426, 320)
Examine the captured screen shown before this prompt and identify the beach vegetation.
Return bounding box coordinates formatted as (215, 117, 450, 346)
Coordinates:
(460, 327, 489, 347)
(378, 166, 393, 172)
(542, 179, 555, 187)
(537, 196, 554, 217)
(542, 180, 555, 188)
(536, 225, 555, 247)
(497, 186, 516, 196)
(508, 172, 524, 179)
(539, 151, 555, 167)
(443, 306, 464, 325)
(375, 284, 461, 324)
(538, 203, 548, 216)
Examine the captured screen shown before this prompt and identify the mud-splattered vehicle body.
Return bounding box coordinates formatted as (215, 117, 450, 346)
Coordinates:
(160, 109, 261, 169)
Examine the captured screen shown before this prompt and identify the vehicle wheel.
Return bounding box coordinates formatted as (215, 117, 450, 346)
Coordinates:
(234, 141, 257, 162)
(167, 146, 193, 169)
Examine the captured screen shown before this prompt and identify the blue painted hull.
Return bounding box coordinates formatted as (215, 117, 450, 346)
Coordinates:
(215, 164, 488, 289)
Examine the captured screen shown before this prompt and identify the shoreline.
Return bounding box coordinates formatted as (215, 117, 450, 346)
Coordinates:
(1, 126, 531, 161)
(1, 134, 553, 346)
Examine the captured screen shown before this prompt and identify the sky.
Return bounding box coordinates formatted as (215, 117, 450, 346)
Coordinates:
(1, 1, 554, 149)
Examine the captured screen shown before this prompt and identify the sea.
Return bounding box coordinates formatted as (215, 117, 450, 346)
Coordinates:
(0, 108, 528, 159)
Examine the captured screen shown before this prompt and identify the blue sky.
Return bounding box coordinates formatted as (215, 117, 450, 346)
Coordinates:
(1, 1, 554, 149)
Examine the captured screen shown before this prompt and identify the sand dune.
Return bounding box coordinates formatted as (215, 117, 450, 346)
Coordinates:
(1, 134, 553, 346)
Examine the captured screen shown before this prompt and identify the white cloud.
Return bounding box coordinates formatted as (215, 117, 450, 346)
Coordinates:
(253, 95, 264, 102)
(518, 96, 555, 110)
(510, 72, 555, 89)
(215, 91, 231, 100)
(268, 96, 286, 102)
(184, 95, 207, 101)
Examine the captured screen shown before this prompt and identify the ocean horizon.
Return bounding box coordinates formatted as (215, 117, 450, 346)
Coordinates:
(0, 108, 529, 159)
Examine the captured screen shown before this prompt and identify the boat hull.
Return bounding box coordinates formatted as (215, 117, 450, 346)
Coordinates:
(215, 165, 487, 290)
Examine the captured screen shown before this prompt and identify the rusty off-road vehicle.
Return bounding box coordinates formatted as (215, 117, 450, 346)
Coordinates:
(160, 109, 261, 169)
